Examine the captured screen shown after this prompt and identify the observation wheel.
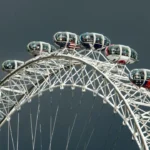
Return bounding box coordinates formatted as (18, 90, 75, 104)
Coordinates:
(0, 48, 150, 150)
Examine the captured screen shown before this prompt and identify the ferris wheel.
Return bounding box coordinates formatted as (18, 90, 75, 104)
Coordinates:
(0, 31, 150, 150)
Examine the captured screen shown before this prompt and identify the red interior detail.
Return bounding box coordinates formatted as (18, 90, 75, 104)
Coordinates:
(105, 47, 109, 56)
(117, 60, 126, 64)
(144, 80, 150, 89)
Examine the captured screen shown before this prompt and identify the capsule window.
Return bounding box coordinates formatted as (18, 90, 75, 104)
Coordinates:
(51, 45, 56, 52)
(55, 33, 67, 42)
(81, 33, 94, 43)
(104, 36, 110, 46)
(4, 61, 15, 70)
(95, 35, 103, 45)
(17, 62, 23, 66)
(29, 42, 40, 51)
(139, 70, 144, 80)
(131, 70, 145, 86)
(136, 53, 138, 60)
(76, 36, 80, 45)
(69, 34, 76, 43)
(43, 44, 49, 52)
(134, 51, 138, 60)
(77, 39, 80, 45)
(131, 70, 137, 77)
(147, 71, 150, 80)
(122, 47, 129, 56)
(132, 70, 144, 81)
(131, 49, 137, 60)
(108, 46, 120, 55)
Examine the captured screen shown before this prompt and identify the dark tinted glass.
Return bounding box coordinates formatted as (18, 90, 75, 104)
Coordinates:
(55, 33, 67, 42)
(107, 45, 120, 55)
(51, 45, 56, 52)
(4, 60, 15, 70)
(104, 36, 111, 46)
(69, 34, 76, 43)
(43, 44, 49, 52)
(146, 71, 150, 80)
(95, 35, 103, 44)
(130, 69, 145, 86)
(131, 49, 137, 60)
(29, 42, 41, 51)
(122, 47, 129, 56)
(80, 33, 94, 43)
(17, 62, 23, 66)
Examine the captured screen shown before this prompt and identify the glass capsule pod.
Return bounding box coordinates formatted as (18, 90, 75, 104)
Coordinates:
(2, 60, 24, 72)
(27, 41, 56, 56)
(79, 32, 111, 49)
(53, 32, 80, 49)
(105, 44, 138, 64)
(129, 69, 150, 88)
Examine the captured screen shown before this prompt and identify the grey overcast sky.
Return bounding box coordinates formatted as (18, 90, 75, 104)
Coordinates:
(0, 0, 150, 150)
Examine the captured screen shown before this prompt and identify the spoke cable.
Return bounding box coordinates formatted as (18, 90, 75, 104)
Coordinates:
(48, 104, 59, 150)
(65, 113, 78, 150)
(16, 112, 20, 150)
(30, 109, 34, 150)
(65, 91, 84, 150)
(33, 101, 40, 150)
(9, 123, 15, 150)
(49, 93, 53, 150)
(38, 96, 43, 150)
(111, 123, 124, 150)
(103, 113, 116, 150)
(84, 128, 95, 150)
(75, 96, 96, 150)
(7, 120, 10, 150)
(84, 99, 105, 150)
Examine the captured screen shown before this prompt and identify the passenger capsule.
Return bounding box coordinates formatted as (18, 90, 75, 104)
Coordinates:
(2, 60, 24, 72)
(27, 41, 56, 56)
(129, 69, 150, 88)
(53, 32, 80, 49)
(79, 32, 111, 49)
(105, 45, 138, 64)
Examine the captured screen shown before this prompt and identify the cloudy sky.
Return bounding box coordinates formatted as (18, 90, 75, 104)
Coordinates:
(0, 0, 150, 149)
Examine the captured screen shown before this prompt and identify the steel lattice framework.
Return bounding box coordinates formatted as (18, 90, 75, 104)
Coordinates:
(0, 49, 150, 150)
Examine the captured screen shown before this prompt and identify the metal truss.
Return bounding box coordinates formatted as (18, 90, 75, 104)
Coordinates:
(0, 49, 150, 150)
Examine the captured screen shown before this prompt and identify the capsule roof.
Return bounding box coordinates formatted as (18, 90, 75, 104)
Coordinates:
(129, 69, 150, 87)
(27, 41, 56, 56)
(53, 32, 80, 48)
(2, 60, 24, 72)
(105, 44, 138, 64)
(79, 32, 111, 49)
